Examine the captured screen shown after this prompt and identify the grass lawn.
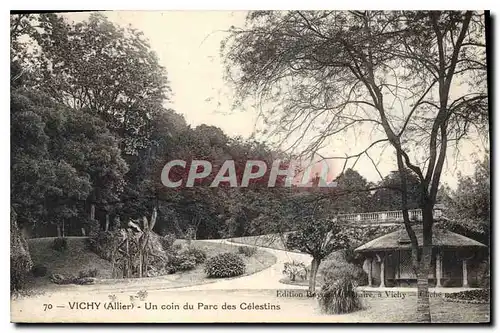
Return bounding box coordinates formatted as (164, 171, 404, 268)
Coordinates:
(353, 292, 490, 323)
(24, 237, 277, 293)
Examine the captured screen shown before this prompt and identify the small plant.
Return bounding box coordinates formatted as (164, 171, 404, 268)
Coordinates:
(178, 258, 196, 271)
(183, 247, 207, 264)
(318, 277, 362, 314)
(204, 252, 245, 278)
(168, 252, 198, 272)
(31, 264, 48, 277)
(172, 243, 183, 252)
(52, 237, 68, 252)
(238, 246, 257, 257)
(283, 261, 308, 281)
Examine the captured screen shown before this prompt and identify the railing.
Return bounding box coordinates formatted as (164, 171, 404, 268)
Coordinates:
(335, 208, 442, 224)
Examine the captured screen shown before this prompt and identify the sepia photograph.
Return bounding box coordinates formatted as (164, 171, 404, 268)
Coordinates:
(10, 9, 490, 323)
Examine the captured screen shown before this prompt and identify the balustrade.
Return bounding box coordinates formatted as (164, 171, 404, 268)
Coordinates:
(336, 208, 441, 224)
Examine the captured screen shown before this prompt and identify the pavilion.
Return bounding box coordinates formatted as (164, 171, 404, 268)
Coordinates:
(354, 225, 488, 288)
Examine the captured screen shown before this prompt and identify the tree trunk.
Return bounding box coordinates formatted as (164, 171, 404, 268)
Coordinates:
(57, 225, 61, 237)
(416, 247, 432, 322)
(309, 257, 321, 294)
(415, 204, 433, 323)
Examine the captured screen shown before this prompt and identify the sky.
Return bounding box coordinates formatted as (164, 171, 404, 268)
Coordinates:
(61, 11, 489, 189)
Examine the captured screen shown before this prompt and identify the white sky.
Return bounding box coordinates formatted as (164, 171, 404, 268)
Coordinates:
(60, 11, 489, 189)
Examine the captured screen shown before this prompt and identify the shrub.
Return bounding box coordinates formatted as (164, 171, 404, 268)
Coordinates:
(172, 243, 183, 252)
(32, 264, 48, 277)
(283, 261, 308, 281)
(318, 277, 362, 314)
(238, 246, 257, 257)
(87, 231, 120, 260)
(178, 258, 196, 271)
(51, 274, 96, 285)
(78, 268, 98, 278)
(321, 260, 368, 286)
(160, 234, 177, 251)
(167, 252, 197, 273)
(183, 247, 207, 264)
(204, 252, 245, 278)
(52, 237, 68, 252)
(11, 210, 33, 291)
(445, 289, 489, 303)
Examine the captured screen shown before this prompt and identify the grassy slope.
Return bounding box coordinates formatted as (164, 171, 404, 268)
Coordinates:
(25, 237, 277, 292)
(28, 237, 114, 278)
(229, 233, 292, 251)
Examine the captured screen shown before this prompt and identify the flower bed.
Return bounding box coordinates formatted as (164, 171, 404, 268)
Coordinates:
(444, 289, 489, 304)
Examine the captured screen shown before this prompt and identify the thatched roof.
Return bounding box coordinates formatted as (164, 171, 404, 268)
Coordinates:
(354, 225, 487, 253)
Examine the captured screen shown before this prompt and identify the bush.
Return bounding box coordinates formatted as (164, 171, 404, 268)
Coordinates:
(321, 260, 368, 286)
(204, 252, 245, 278)
(51, 274, 96, 285)
(52, 237, 68, 252)
(11, 210, 33, 291)
(167, 252, 198, 273)
(445, 289, 489, 303)
(283, 261, 308, 281)
(78, 268, 98, 278)
(318, 277, 362, 314)
(87, 231, 120, 261)
(184, 247, 207, 264)
(238, 246, 257, 257)
(178, 258, 196, 271)
(32, 264, 48, 277)
(160, 234, 176, 251)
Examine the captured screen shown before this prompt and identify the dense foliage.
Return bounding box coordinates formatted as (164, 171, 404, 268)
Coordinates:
(10, 210, 33, 291)
(204, 252, 246, 278)
(317, 277, 363, 314)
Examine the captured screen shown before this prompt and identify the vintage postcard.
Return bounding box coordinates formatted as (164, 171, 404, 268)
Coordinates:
(10, 10, 490, 323)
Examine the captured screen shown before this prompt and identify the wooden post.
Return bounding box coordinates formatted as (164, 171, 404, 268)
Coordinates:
(368, 258, 373, 287)
(436, 250, 442, 287)
(90, 204, 95, 220)
(462, 259, 469, 288)
(379, 254, 385, 288)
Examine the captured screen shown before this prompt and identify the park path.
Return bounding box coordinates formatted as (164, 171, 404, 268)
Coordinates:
(176, 239, 312, 291)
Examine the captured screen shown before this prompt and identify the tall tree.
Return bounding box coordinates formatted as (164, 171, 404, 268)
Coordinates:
(27, 13, 170, 154)
(372, 169, 422, 211)
(11, 88, 128, 235)
(223, 10, 487, 321)
(441, 154, 490, 243)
